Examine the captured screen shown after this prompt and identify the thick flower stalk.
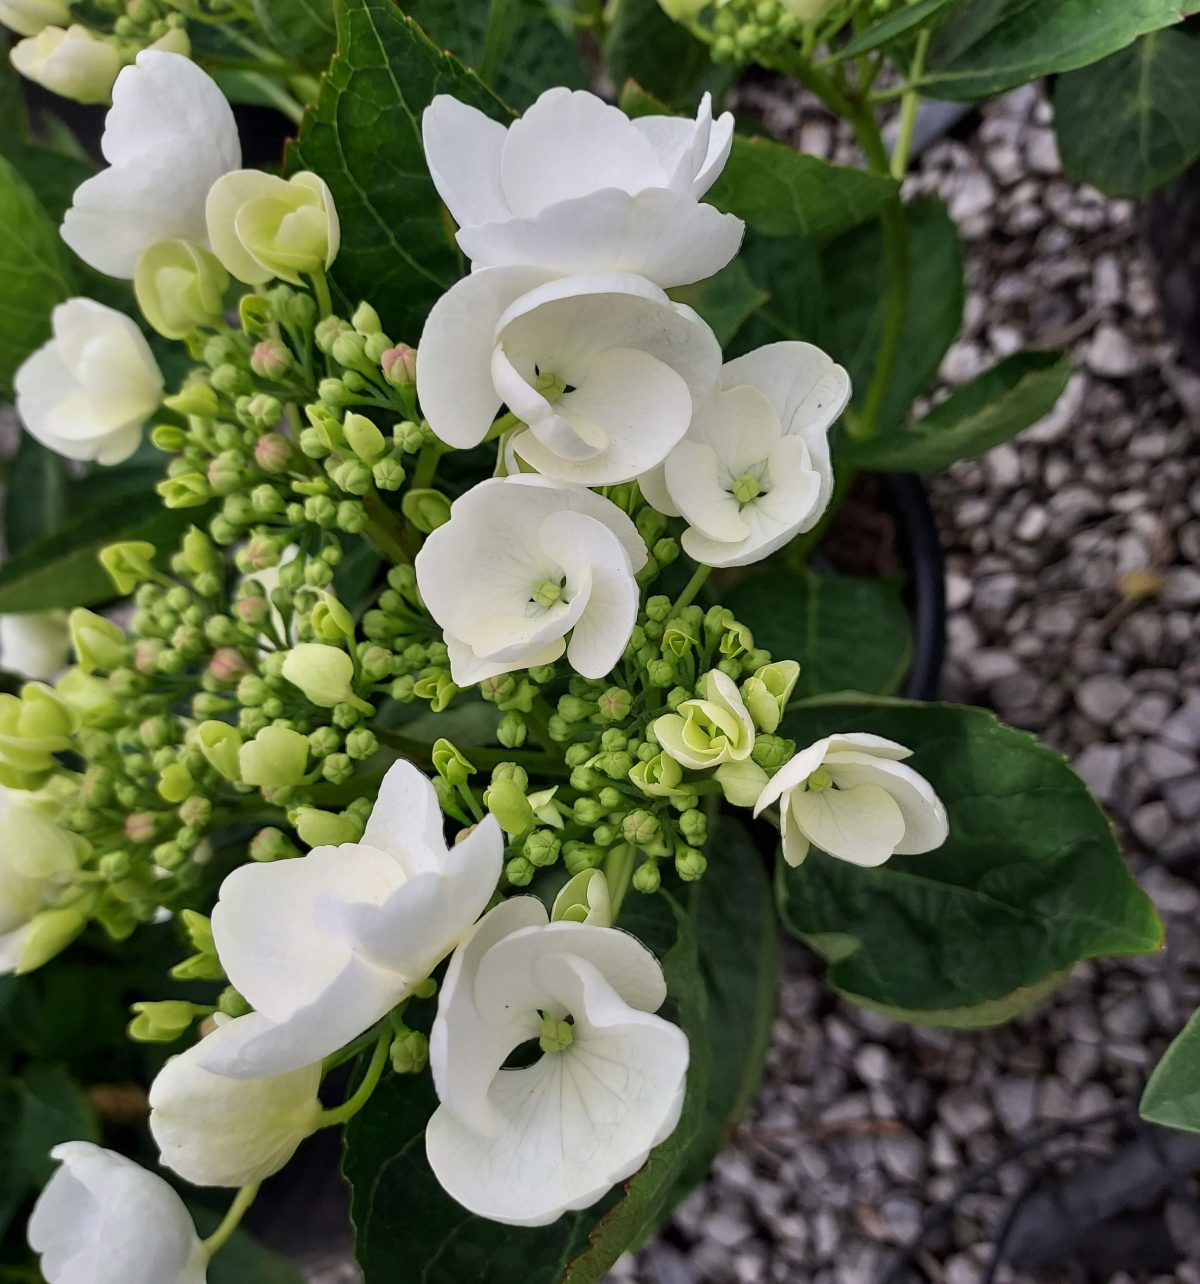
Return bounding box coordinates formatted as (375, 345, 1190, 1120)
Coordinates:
(7, 65, 951, 1263)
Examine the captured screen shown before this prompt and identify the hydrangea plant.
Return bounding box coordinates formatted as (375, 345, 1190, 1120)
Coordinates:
(0, 0, 1187, 1279)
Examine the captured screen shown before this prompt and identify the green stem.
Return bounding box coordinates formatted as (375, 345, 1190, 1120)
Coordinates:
(202, 1183, 260, 1260)
(410, 441, 442, 491)
(671, 564, 712, 614)
(318, 1029, 390, 1128)
(890, 30, 930, 180)
(524, 696, 558, 756)
(479, 0, 517, 85)
(362, 490, 410, 566)
(310, 270, 334, 320)
(484, 410, 523, 442)
(604, 843, 635, 923)
(238, 72, 304, 125)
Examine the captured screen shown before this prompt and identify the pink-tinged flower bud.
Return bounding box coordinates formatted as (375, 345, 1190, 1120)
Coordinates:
(381, 344, 416, 389)
(134, 640, 164, 675)
(208, 647, 248, 683)
(125, 811, 158, 844)
(244, 535, 280, 571)
(254, 432, 293, 474)
(236, 596, 270, 628)
(250, 340, 293, 381)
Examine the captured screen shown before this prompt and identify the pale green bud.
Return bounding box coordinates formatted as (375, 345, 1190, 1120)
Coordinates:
(55, 668, 120, 729)
(622, 809, 660, 845)
(157, 473, 210, 509)
(343, 412, 385, 462)
(741, 660, 800, 735)
(715, 758, 770, 807)
(563, 841, 603, 875)
(134, 239, 228, 339)
(351, 301, 382, 335)
(311, 592, 355, 643)
(157, 762, 194, 804)
(195, 720, 242, 781)
(484, 778, 533, 836)
(431, 738, 474, 788)
(401, 488, 452, 534)
(552, 868, 611, 927)
(164, 382, 220, 418)
(496, 711, 527, 748)
(281, 643, 364, 709)
(128, 999, 199, 1043)
(17, 907, 86, 974)
(68, 608, 125, 675)
(632, 860, 661, 894)
(99, 541, 157, 595)
(207, 170, 339, 286)
(239, 724, 309, 787)
(675, 846, 707, 881)
(292, 805, 361, 848)
(751, 734, 794, 771)
(390, 1028, 429, 1074)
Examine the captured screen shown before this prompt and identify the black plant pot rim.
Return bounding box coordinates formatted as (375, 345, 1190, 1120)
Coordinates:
(882, 471, 947, 703)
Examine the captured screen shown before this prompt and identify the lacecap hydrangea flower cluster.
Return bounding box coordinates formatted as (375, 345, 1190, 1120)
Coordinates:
(7, 53, 949, 1276)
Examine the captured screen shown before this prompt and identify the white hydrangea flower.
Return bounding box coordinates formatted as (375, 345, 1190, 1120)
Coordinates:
(0, 611, 70, 681)
(414, 476, 647, 685)
(422, 88, 742, 287)
(754, 732, 949, 868)
(10, 24, 120, 104)
(0, 786, 83, 974)
(641, 341, 850, 568)
(426, 898, 689, 1227)
(0, 0, 69, 37)
(15, 298, 163, 465)
(61, 51, 240, 278)
(417, 268, 721, 484)
(207, 761, 502, 1077)
(28, 1142, 207, 1284)
(149, 1014, 323, 1187)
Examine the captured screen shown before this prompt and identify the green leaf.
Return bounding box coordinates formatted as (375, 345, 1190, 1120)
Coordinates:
(726, 568, 912, 699)
(191, 1204, 306, 1284)
(287, 0, 509, 341)
(604, 0, 729, 111)
(13, 1065, 100, 1188)
(923, 0, 1192, 101)
(4, 438, 70, 555)
(729, 231, 826, 355)
(250, 0, 337, 68)
(400, 0, 587, 109)
(1054, 27, 1200, 200)
(670, 258, 769, 347)
(2, 146, 94, 225)
(345, 824, 778, 1281)
(0, 153, 72, 399)
(833, 0, 962, 60)
(0, 490, 201, 613)
(1142, 1004, 1200, 1133)
(708, 136, 899, 241)
(822, 196, 963, 433)
(846, 350, 1071, 472)
(776, 699, 1164, 1023)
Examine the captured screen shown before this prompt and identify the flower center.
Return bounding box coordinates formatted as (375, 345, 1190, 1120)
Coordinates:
(533, 369, 567, 402)
(538, 1014, 575, 1054)
(731, 473, 762, 505)
(806, 767, 834, 793)
(531, 578, 564, 609)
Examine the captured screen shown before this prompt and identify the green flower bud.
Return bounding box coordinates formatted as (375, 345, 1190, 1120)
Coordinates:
(562, 841, 603, 875)
(128, 1000, 199, 1043)
(572, 797, 605, 826)
(322, 753, 354, 785)
(484, 778, 533, 836)
(382, 345, 417, 390)
(331, 330, 367, 369)
(240, 724, 309, 787)
(208, 169, 339, 285)
(751, 734, 794, 771)
(679, 808, 707, 845)
(557, 694, 592, 724)
(289, 806, 358, 848)
(564, 744, 593, 769)
(401, 488, 452, 533)
(134, 239, 228, 339)
(412, 671, 456, 712)
(345, 727, 377, 760)
(593, 751, 633, 780)
(646, 658, 675, 688)
(343, 411, 386, 462)
(158, 473, 210, 509)
(16, 906, 85, 974)
(68, 608, 125, 675)
(100, 541, 158, 595)
(675, 846, 707, 882)
(311, 592, 355, 643)
(282, 643, 366, 710)
(552, 868, 611, 926)
(431, 738, 474, 787)
(622, 809, 660, 845)
(632, 861, 661, 894)
(496, 711, 527, 749)
(524, 829, 560, 867)
(157, 762, 194, 804)
(164, 382, 220, 418)
(249, 826, 300, 861)
(596, 686, 633, 722)
(505, 855, 534, 886)
(390, 1028, 429, 1074)
(741, 660, 800, 735)
(195, 720, 242, 781)
(151, 422, 187, 451)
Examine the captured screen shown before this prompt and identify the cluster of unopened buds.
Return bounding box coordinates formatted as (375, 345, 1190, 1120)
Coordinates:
(4, 52, 950, 1277)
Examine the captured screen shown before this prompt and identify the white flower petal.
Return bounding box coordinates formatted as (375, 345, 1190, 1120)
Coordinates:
(422, 95, 510, 227)
(825, 751, 949, 854)
(666, 440, 748, 543)
(360, 757, 450, 866)
(790, 782, 906, 867)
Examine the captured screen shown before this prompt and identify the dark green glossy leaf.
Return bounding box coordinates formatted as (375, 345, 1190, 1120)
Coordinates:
(708, 136, 899, 241)
(776, 699, 1163, 1023)
(288, 0, 509, 341)
(833, 0, 962, 61)
(604, 0, 729, 111)
(1142, 1005, 1200, 1132)
(2, 146, 94, 225)
(726, 568, 912, 699)
(0, 153, 72, 399)
(400, 0, 587, 109)
(13, 1065, 101, 1189)
(671, 257, 769, 346)
(1054, 28, 1200, 200)
(250, 0, 337, 68)
(191, 1204, 307, 1284)
(847, 351, 1071, 471)
(729, 231, 825, 356)
(4, 438, 69, 555)
(924, 0, 1191, 101)
(0, 490, 203, 613)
